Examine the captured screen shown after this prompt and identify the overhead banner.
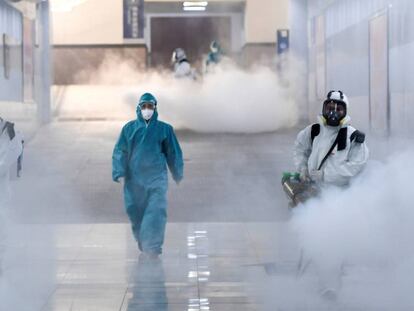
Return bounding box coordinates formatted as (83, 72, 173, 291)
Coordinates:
(123, 0, 144, 39)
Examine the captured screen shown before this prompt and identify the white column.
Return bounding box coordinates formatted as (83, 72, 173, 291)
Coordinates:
(35, 0, 51, 124)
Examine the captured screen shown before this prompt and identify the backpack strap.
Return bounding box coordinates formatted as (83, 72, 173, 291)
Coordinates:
(310, 123, 320, 144)
(350, 130, 365, 143)
(2, 121, 15, 140)
(317, 127, 348, 171)
(337, 127, 348, 151)
(316, 126, 365, 170)
(312, 123, 363, 170)
(317, 136, 338, 171)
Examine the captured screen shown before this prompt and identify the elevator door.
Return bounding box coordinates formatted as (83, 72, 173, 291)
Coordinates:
(150, 16, 231, 68)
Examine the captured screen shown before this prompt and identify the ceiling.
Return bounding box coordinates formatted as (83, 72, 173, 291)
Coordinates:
(145, 1, 245, 14)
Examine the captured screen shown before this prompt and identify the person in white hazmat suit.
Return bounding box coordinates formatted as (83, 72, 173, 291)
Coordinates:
(171, 48, 194, 79)
(294, 90, 369, 187)
(0, 118, 23, 275)
(293, 91, 369, 300)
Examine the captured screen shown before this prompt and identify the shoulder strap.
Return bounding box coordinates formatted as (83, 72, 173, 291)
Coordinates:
(317, 127, 347, 171)
(2, 121, 15, 140)
(350, 130, 365, 143)
(310, 123, 320, 144)
(337, 127, 348, 151)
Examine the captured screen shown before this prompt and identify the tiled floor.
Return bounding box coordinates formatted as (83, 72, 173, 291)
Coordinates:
(1, 119, 408, 310)
(3, 221, 401, 311)
(0, 119, 301, 310)
(1, 222, 299, 311)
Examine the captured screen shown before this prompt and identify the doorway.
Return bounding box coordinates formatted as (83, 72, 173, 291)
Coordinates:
(149, 16, 232, 68)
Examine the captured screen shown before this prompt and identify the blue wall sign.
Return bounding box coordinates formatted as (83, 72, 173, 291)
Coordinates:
(124, 0, 144, 39)
(277, 29, 290, 54)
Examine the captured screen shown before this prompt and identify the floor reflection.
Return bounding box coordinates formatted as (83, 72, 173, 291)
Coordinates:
(126, 254, 168, 311)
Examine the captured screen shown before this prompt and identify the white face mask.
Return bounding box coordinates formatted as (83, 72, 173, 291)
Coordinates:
(141, 108, 154, 121)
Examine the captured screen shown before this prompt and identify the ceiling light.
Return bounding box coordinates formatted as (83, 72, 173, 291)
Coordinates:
(183, 1, 208, 7)
(183, 6, 206, 11)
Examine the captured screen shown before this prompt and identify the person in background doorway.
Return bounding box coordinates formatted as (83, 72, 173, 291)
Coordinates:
(204, 40, 223, 73)
(171, 48, 195, 79)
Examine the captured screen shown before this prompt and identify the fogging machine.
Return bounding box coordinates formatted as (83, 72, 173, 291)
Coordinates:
(281, 172, 319, 207)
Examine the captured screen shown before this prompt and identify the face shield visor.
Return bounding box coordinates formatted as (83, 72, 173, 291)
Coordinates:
(171, 51, 177, 64)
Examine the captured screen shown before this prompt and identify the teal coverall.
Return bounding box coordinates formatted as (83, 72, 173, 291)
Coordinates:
(112, 106, 183, 254)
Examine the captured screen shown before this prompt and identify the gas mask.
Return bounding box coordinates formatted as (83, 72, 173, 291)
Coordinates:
(171, 48, 186, 64)
(322, 100, 347, 127)
(141, 108, 154, 121)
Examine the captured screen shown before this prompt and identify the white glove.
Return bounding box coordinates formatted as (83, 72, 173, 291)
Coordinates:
(309, 170, 324, 183)
(300, 168, 310, 182)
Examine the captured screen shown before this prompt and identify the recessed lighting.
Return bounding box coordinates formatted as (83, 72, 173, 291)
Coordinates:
(183, 1, 208, 7)
(183, 6, 206, 11)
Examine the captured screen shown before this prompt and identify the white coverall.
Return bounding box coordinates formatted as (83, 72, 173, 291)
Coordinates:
(293, 116, 369, 187)
(0, 120, 23, 272)
(174, 60, 193, 79)
(294, 115, 369, 296)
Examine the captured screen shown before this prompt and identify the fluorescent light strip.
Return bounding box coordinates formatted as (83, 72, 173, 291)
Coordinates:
(183, 1, 208, 7)
(183, 6, 206, 11)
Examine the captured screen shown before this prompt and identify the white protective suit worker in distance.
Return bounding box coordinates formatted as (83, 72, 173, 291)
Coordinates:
(0, 118, 23, 275)
(171, 48, 194, 79)
(294, 90, 369, 187)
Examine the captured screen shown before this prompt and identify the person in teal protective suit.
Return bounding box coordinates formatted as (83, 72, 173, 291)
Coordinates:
(112, 93, 184, 257)
(206, 41, 223, 66)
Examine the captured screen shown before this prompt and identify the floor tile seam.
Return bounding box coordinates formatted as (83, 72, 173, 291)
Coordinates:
(117, 285, 129, 311)
(244, 224, 262, 263)
(58, 224, 97, 284)
(38, 281, 71, 311)
(40, 254, 85, 310)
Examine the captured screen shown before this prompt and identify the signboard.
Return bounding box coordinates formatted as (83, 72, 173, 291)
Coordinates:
(123, 0, 144, 39)
(277, 29, 289, 54)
